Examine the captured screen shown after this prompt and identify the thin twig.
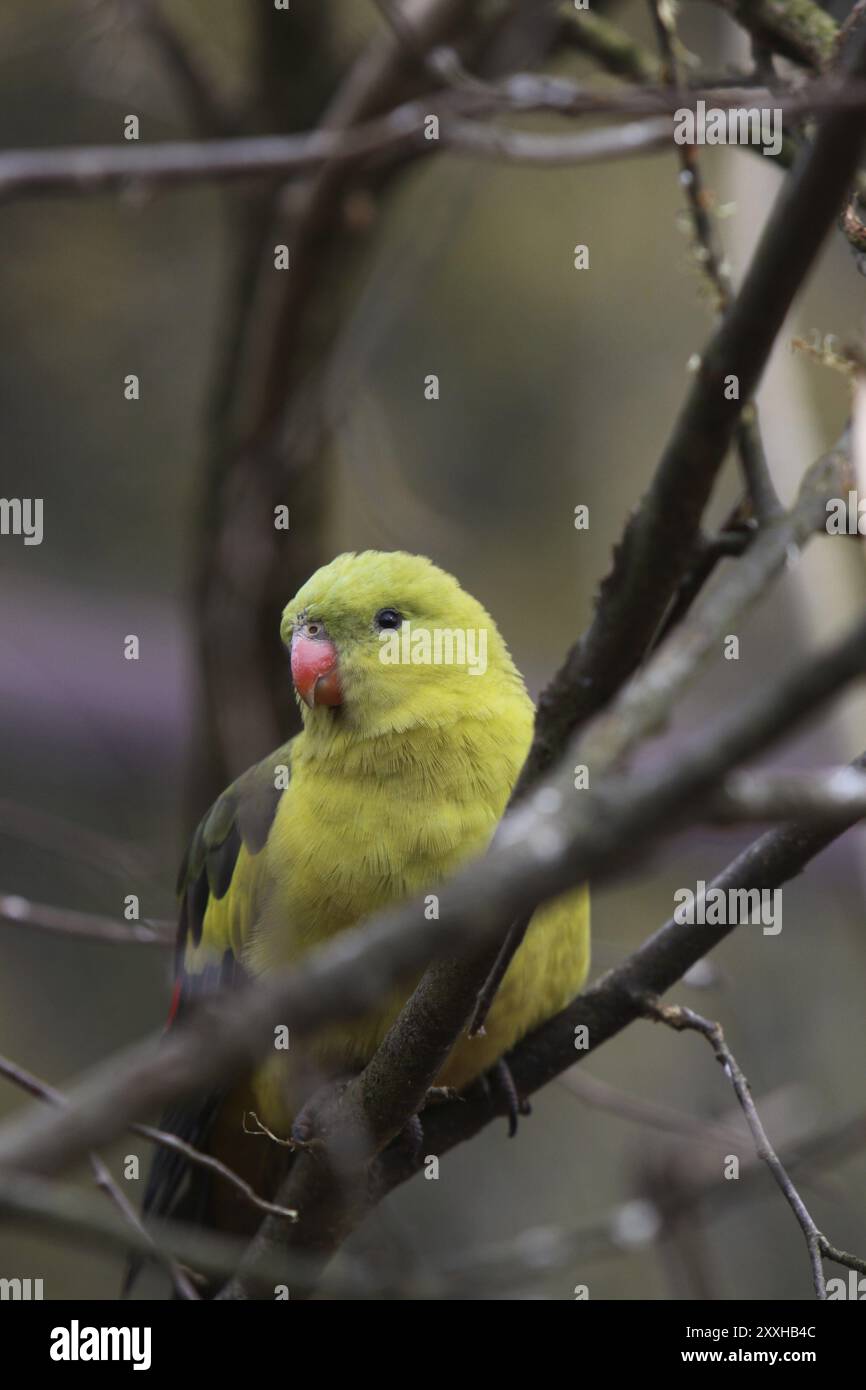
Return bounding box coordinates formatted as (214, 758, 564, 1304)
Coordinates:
(558, 5, 662, 83)
(0, 1169, 356, 1291)
(0, 1055, 196, 1298)
(647, 0, 782, 522)
(5, 77, 866, 199)
(2, 596, 866, 1198)
(557, 1068, 746, 1148)
(220, 612, 866, 1296)
(714, 766, 866, 822)
(0, 797, 160, 883)
(361, 750, 866, 1233)
(123, 0, 240, 138)
(709, 0, 837, 70)
(470, 442, 850, 1033)
(646, 1002, 866, 1298)
(0, 895, 174, 950)
(0, 1054, 297, 1225)
(0, 893, 174, 946)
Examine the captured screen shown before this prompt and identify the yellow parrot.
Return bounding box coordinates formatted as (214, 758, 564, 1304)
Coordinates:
(143, 551, 589, 1241)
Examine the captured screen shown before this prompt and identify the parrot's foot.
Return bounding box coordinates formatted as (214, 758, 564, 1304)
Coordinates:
(484, 1058, 531, 1137)
(393, 1112, 425, 1163)
(384, 1090, 461, 1164)
(290, 1081, 462, 1167)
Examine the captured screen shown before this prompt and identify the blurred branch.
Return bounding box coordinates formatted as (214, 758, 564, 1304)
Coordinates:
(708, 0, 838, 70)
(0, 797, 160, 884)
(419, 0, 866, 1053)
(558, 4, 662, 83)
(646, 504, 754, 653)
(190, 0, 493, 797)
(509, 24, 866, 796)
(3, 599, 866, 1196)
(4, 0, 866, 1302)
(0, 110, 668, 199)
(123, 0, 240, 137)
(417, 1096, 866, 1299)
(0, 1169, 341, 1291)
(647, 1002, 866, 1297)
(647, 0, 782, 523)
(471, 438, 851, 1028)
(219, 608, 866, 1296)
(7, 79, 866, 199)
(0, 893, 174, 946)
(714, 766, 866, 821)
(0, 1054, 296, 1226)
(367, 747, 866, 1218)
(0, 1053, 196, 1298)
(711, 0, 866, 267)
(557, 1068, 747, 1148)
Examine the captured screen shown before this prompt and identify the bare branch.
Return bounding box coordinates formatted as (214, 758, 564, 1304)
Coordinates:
(463, 21, 866, 1022)
(0, 1054, 196, 1299)
(557, 1068, 747, 1149)
(219, 609, 866, 1296)
(0, 797, 160, 883)
(0, 1169, 341, 1291)
(558, 5, 662, 84)
(471, 440, 849, 1029)
(0, 1054, 296, 1227)
(364, 746, 866, 1219)
(0, 893, 174, 947)
(2, 591, 866, 1198)
(647, 0, 782, 523)
(709, 0, 837, 70)
(123, 0, 240, 138)
(715, 766, 866, 822)
(4, 78, 866, 200)
(513, 27, 866, 794)
(647, 1002, 866, 1298)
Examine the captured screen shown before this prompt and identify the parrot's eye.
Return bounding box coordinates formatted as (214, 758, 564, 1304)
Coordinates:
(306, 622, 323, 637)
(375, 608, 403, 630)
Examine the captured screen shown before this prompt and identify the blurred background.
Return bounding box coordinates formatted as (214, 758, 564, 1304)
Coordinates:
(1, 0, 865, 1299)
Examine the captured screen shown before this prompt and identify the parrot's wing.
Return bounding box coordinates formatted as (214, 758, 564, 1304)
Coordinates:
(128, 741, 293, 1290)
(174, 739, 290, 970)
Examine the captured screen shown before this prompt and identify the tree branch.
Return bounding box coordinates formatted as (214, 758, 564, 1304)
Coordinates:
(1, 587, 865, 1202)
(0, 894, 174, 947)
(4, 79, 866, 199)
(218, 609, 866, 1296)
(0, 1054, 196, 1298)
(366, 745, 866, 1213)
(647, 1002, 866, 1298)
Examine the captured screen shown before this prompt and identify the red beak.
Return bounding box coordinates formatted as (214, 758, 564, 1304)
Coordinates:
(291, 630, 342, 708)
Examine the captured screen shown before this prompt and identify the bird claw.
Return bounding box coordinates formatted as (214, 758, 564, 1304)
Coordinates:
(488, 1058, 531, 1137)
(395, 1112, 424, 1163)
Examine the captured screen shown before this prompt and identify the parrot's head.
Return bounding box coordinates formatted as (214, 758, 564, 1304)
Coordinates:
(281, 550, 530, 739)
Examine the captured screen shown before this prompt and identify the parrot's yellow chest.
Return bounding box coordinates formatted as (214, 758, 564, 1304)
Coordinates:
(258, 727, 513, 962)
(240, 711, 589, 1128)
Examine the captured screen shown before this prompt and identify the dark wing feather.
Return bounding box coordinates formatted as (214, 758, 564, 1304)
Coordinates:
(125, 742, 292, 1295)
